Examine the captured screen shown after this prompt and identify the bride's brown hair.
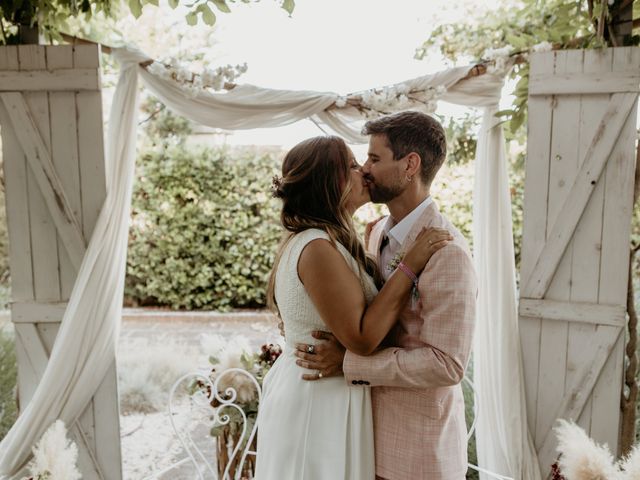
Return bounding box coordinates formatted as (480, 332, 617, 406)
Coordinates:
(267, 135, 379, 313)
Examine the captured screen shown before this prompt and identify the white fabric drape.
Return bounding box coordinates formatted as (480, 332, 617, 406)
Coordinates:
(473, 107, 541, 480)
(0, 43, 539, 480)
(0, 49, 140, 478)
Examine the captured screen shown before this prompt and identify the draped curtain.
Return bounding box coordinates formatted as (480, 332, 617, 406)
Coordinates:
(0, 45, 539, 480)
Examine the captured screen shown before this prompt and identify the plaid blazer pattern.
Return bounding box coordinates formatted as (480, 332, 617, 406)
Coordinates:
(344, 202, 477, 480)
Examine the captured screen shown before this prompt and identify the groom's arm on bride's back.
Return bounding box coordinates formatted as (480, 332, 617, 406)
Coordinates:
(343, 243, 477, 388)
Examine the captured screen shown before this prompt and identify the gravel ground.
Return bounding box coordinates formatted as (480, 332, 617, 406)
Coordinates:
(0, 309, 281, 480)
(118, 310, 280, 480)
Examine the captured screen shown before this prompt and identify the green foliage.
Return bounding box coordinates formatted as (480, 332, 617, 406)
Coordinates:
(0, 327, 18, 441)
(0, 0, 295, 44)
(125, 143, 283, 310)
(417, 0, 639, 136)
(140, 96, 193, 144)
(443, 113, 479, 165)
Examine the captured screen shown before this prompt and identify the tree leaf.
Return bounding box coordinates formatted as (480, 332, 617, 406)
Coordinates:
(128, 0, 143, 18)
(282, 0, 295, 15)
(185, 11, 198, 25)
(198, 3, 217, 25)
(211, 0, 231, 13)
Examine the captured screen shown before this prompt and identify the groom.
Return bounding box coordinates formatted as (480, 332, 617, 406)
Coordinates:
(294, 111, 477, 479)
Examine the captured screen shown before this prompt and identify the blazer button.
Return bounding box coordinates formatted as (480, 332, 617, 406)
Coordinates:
(358, 380, 364, 385)
(364, 381, 370, 385)
(352, 380, 358, 385)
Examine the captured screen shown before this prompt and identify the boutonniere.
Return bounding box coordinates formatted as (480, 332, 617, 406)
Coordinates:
(386, 251, 404, 273)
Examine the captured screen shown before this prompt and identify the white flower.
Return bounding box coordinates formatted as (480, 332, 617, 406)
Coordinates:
(28, 420, 81, 480)
(395, 83, 410, 95)
(426, 100, 438, 113)
(483, 45, 512, 60)
(435, 85, 447, 96)
(147, 61, 167, 77)
(334, 96, 347, 108)
(532, 41, 553, 53)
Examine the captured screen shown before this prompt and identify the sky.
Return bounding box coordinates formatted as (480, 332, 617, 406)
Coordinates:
(113, 0, 500, 152)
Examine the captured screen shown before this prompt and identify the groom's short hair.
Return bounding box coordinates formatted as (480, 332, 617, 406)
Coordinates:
(362, 111, 447, 185)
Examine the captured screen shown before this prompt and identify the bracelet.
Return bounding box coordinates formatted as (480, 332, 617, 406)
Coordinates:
(397, 261, 418, 286)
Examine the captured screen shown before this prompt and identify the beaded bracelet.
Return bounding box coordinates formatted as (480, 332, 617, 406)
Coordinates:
(397, 262, 420, 311)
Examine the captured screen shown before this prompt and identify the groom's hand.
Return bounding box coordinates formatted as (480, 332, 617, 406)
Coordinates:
(294, 331, 346, 381)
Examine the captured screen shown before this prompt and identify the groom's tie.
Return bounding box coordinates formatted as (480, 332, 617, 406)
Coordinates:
(379, 234, 389, 254)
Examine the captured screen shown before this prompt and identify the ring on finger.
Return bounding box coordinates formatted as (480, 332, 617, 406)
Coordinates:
(307, 345, 315, 354)
(318, 371, 323, 379)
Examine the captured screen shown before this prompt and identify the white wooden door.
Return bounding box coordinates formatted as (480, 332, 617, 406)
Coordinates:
(0, 44, 121, 480)
(519, 47, 639, 476)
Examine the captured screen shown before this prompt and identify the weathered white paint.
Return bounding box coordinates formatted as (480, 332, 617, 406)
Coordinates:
(0, 68, 101, 91)
(529, 70, 640, 95)
(0, 44, 121, 480)
(519, 47, 639, 477)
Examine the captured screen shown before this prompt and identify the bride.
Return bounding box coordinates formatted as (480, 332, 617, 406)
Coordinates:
(254, 135, 451, 479)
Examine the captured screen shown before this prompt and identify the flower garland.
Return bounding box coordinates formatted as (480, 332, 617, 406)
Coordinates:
(145, 59, 248, 97)
(334, 83, 447, 118)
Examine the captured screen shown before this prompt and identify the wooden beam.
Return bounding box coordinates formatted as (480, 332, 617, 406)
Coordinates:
(0, 92, 86, 270)
(0, 69, 100, 91)
(519, 298, 626, 327)
(536, 325, 623, 467)
(522, 92, 637, 299)
(529, 71, 640, 95)
(11, 301, 68, 323)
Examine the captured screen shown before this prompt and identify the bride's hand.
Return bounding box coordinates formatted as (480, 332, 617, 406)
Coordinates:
(401, 227, 452, 275)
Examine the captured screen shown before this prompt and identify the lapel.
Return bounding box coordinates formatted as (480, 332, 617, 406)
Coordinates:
(398, 201, 440, 254)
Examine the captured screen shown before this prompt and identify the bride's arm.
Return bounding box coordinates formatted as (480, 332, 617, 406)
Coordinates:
(298, 229, 449, 356)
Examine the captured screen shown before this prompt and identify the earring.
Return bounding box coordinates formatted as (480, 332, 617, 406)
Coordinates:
(406, 175, 413, 182)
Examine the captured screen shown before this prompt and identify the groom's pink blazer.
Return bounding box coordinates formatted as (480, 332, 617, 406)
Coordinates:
(343, 202, 477, 480)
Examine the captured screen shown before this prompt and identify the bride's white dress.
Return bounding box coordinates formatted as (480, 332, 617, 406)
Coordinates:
(254, 228, 377, 479)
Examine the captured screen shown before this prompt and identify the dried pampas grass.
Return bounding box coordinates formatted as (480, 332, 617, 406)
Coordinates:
(555, 419, 640, 480)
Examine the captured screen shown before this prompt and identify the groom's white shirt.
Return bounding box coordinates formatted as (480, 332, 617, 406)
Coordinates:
(380, 195, 433, 280)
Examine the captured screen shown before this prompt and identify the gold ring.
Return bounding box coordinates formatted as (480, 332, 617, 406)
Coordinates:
(318, 372, 323, 379)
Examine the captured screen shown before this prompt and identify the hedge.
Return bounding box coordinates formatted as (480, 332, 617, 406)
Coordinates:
(125, 145, 283, 310)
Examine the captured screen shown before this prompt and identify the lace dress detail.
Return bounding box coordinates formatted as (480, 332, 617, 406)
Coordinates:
(274, 228, 378, 348)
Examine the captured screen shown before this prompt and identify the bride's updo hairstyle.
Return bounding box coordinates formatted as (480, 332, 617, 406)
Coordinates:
(267, 136, 379, 312)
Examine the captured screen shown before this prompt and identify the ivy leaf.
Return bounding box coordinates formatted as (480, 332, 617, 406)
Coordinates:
(168, 0, 179, 8)
(145, 0, 159, 6)
(282, 0, 295, 15)
(211, 0, 231, 13)
(185, 11, 198, 25)
(128, 0, 143, 18)
(494, 109, 515, 118)
(510, 110, 525, 134)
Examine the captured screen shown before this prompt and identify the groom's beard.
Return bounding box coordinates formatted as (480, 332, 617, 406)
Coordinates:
(365, 176, 403, 204)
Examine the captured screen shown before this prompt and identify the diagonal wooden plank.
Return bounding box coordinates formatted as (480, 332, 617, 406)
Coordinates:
(536, 325, 623, 466)
(0, 91, 86, 269)
(522, 92, 637, 299)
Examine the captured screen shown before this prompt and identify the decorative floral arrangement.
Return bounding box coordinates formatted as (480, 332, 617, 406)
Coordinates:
(386, 251, 405, 273)
(20, 420, 81, 480)
(146, 60, 248, 97)
(552, 419, 640, 480)
(335, 83, 447, 118)
(192, 336, 282, 439)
